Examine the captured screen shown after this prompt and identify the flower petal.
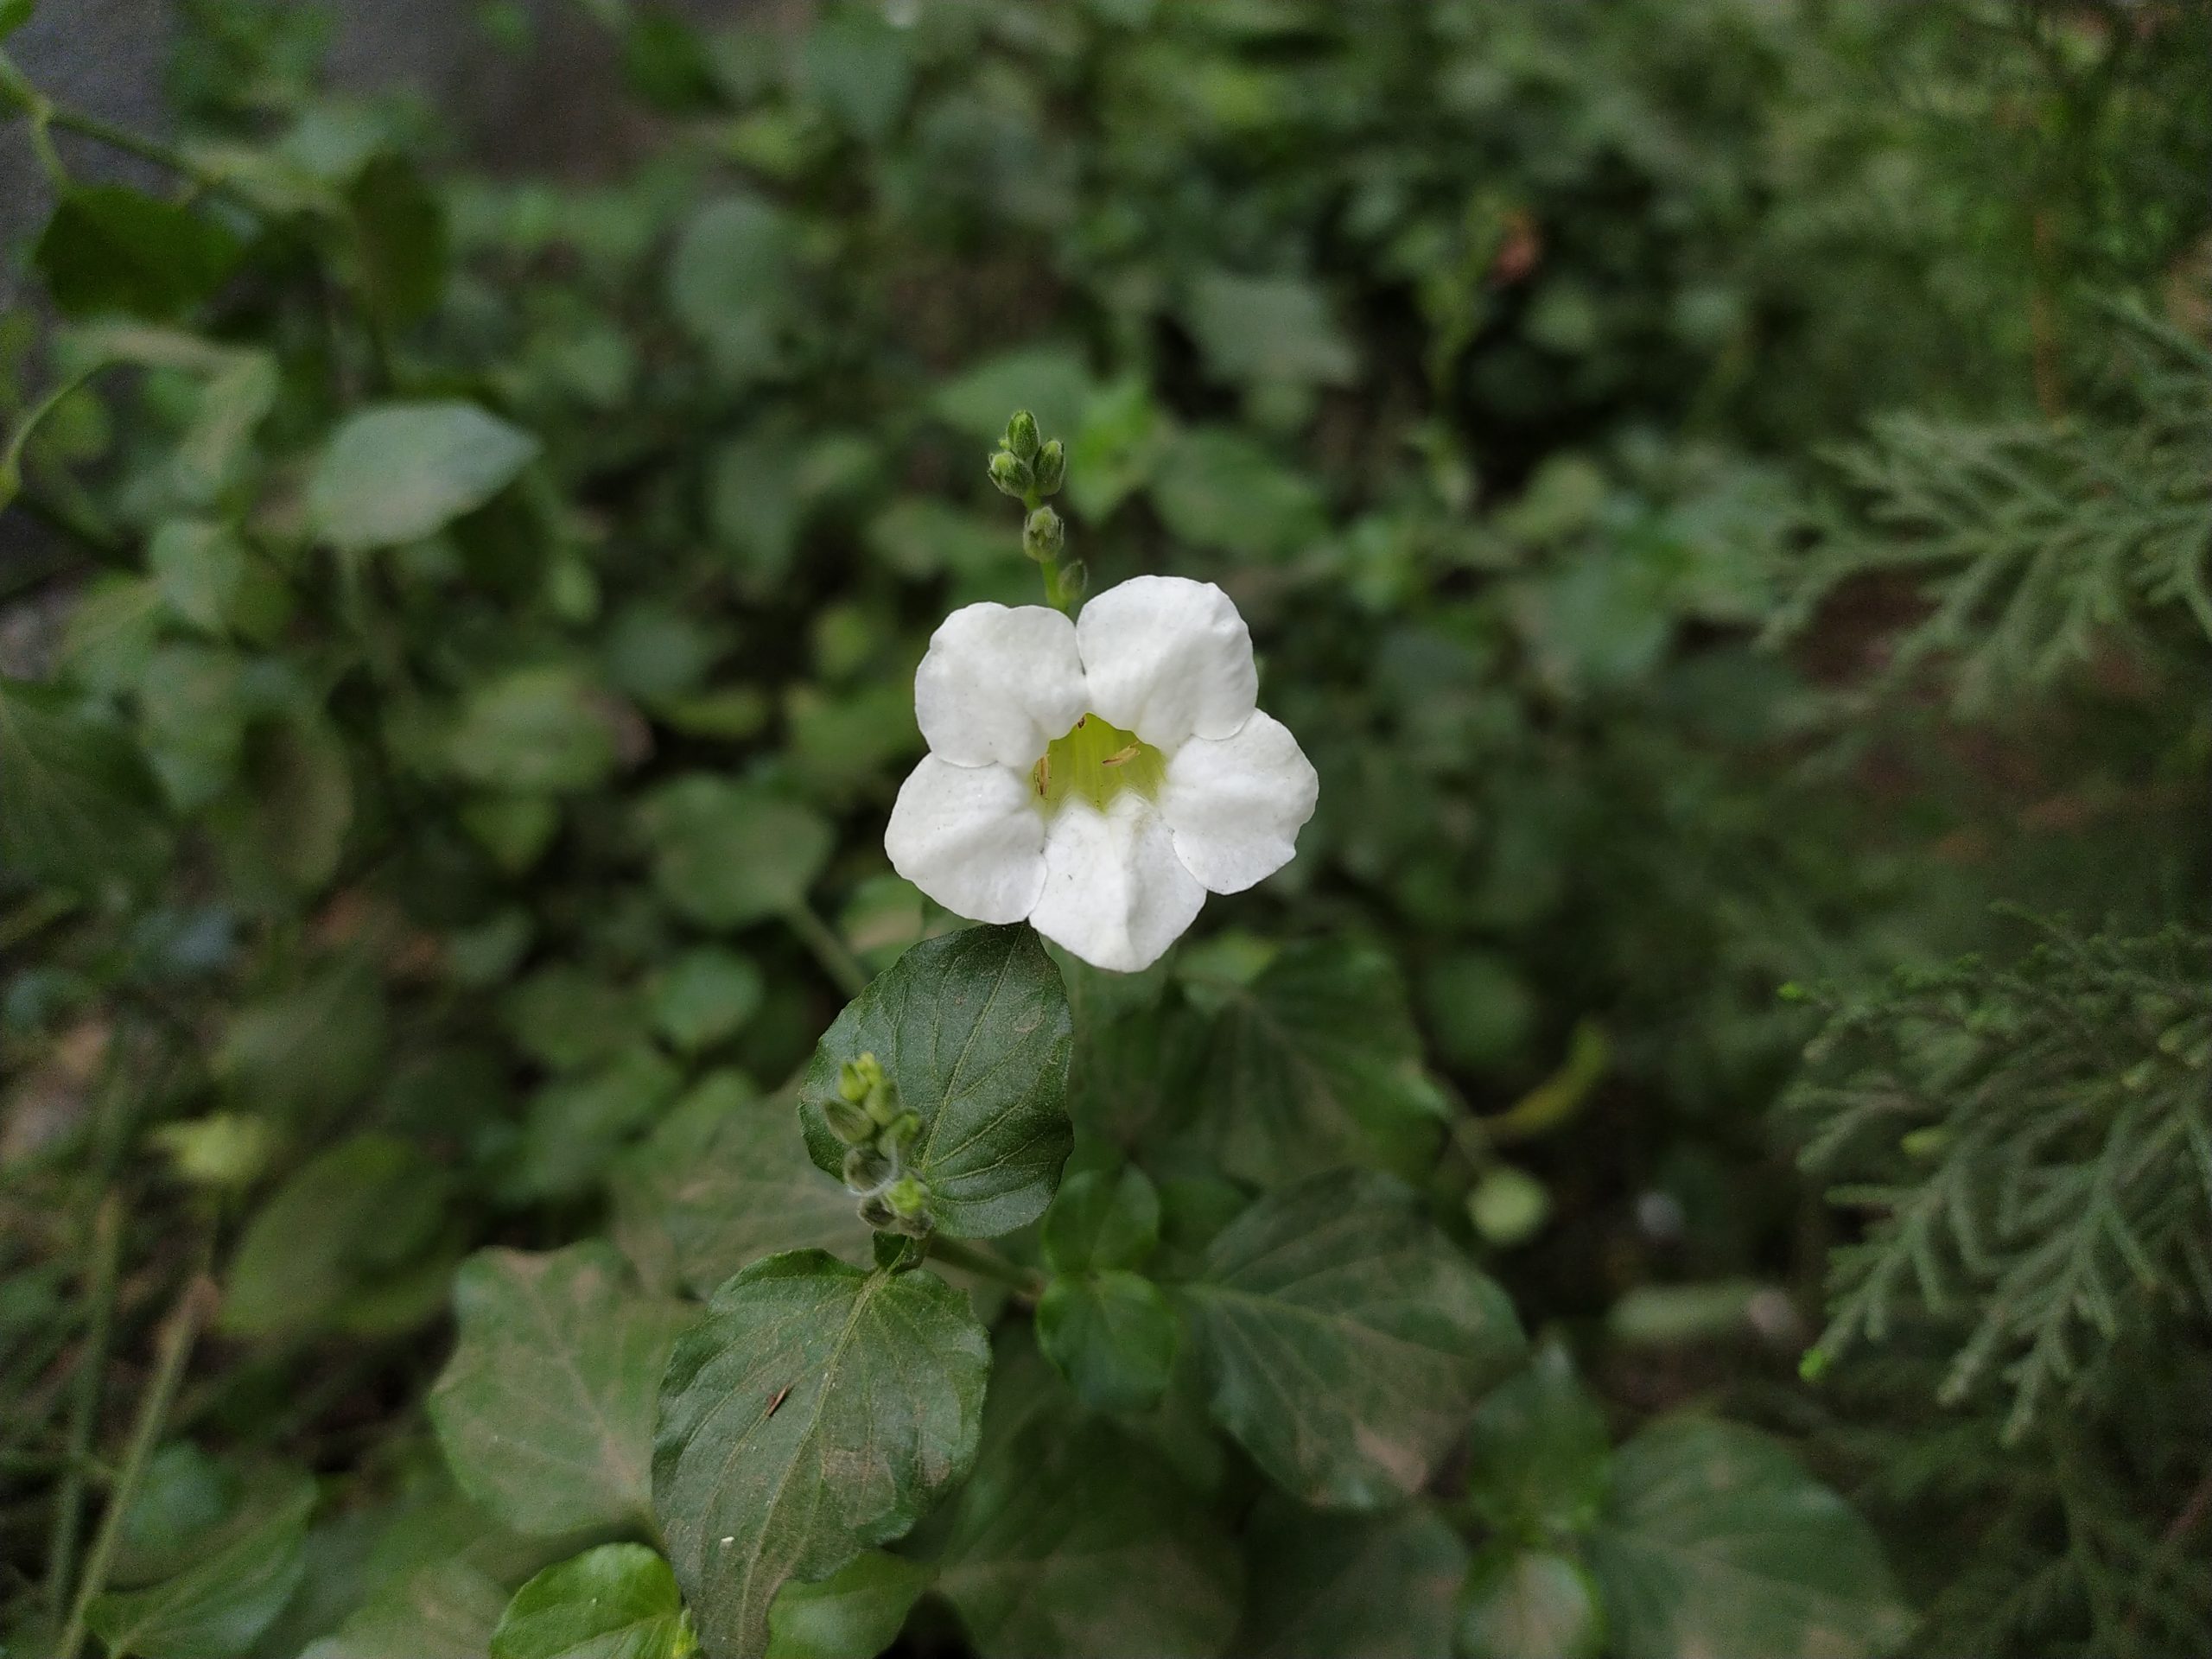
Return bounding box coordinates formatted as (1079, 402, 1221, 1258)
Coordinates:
(885, 756, 1046, 924)
(1075, 575, 1258, 750)
(1160, 709, 1319, 894)
(1028, 792, 1206, 973)
(915, 602, 1088, 769)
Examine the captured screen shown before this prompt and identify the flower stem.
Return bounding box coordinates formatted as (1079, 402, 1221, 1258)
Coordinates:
(44, 103, 223, 190)
(783, 899, 870, 999)
(44, 1195, 120, 1620)
(55, 1266, 217, 1659)
(925, 1236, 1046, 1299)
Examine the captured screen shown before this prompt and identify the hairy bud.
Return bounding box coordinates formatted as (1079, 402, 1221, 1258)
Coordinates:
(988, 448, 1034, 498)
(1003, 409, 1041, 461)
(1023, 505, 1065, 563)
(1032, 438, 1065, 495)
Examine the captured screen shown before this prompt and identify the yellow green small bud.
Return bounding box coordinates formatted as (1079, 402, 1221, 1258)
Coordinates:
(823, 1095, 874, 1145)
(886, 1176, 929, 1219)
(1032, 438, 1065, 495)
(1023, 505, 1065, 563)
(988, 449, 1033, 498)
(884, 1109, 922, 1148)
(1004, 409, 1041, 461)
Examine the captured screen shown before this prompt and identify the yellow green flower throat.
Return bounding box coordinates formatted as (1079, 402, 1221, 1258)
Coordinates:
(1031, 714, 1166, 814)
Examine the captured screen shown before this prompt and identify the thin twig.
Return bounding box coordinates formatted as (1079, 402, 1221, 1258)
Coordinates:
(925, 1236, 1045, 1300)
(783, 899, 870, 999)
(43, 1195, 120, 1621)
(54, 1268, 219, 1659)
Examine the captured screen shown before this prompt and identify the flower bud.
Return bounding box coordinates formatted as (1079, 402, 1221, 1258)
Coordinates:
(1032, 438, 1065, 495)
(886, 1176, 930, 1219)
(864, 1080, 899, 1128)
(1023, 505, 1065, 563)
(988, 448, 1034, 498)
(842, 1146, 893, 1192)
(883, 1109, 922, 1149)
(1003, 409, 1041, 461)
(823, 1095, 875, 1146)
(1058, 559, 1089, 603)
(838, 1052, 885, 1103)
(858, 1194, 897, 1230)
(888, 1208, 935, 1239)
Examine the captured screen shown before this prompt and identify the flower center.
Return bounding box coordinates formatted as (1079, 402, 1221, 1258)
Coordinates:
(1030, 714, 1165, 814)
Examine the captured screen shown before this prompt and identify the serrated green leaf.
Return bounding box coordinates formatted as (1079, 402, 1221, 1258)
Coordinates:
(612, 1074, 868, 1296)
(798, 926, 1073, 1238)
(937, 1418, 1239, 1659)
(1235, 1497, 1470, 1659)
(35, 185, 243, 321)
(1459, 1546, 1605, 1659)
(1589, 1419, 1911, 1659)
(86, 1475, 315, 1659)
(308, 402, 539, 551)
(1036, 1271, 1178, 1414)
(429, 1243, 692, 1538)
(1200, 940, 1446, 1187)
(302, 1560, 510, 1659)
(0, 677, 170, 894)
(638, 777, 833, 930)
(1184, 1169, 1523, 1509)
(491, 1543, 696, 1659)
(764, 1552, 932, 1659)
(1039, 1166, 1159, 1274)
(1465, 1344, 1612, 1536)
(654, 1252, 989, 1659)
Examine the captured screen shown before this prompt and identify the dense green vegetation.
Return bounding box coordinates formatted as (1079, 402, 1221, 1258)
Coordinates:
(2, 2, 2207, 1656)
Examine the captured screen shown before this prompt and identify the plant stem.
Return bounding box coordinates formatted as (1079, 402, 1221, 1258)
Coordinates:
(55, 1268, 218, 1659)
(925, 1236, 1045, 1299)
(784, 899, 870, 999)
(43, 104, 221, 190)
(45, 1195, 121, 1620)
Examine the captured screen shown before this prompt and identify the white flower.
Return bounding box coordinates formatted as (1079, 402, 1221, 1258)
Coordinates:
(886, 575, 1319, 972)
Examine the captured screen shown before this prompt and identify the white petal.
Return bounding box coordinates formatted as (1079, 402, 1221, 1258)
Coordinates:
(885, 756, 1046, 924)
(1160, 709, 1319, 894)
(915, 602, 1088, 769)
(1028, 792, 1206, 973)
(1075, 575, 1258, 750)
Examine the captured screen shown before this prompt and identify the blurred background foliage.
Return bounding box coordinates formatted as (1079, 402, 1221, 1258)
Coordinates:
(1, 0, 2208, 1656)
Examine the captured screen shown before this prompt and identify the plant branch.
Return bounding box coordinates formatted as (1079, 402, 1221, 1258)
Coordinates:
(43, 1195, 120, 1619)
(925, 1236, 1045, 1300)
(784, 899, 870, 999)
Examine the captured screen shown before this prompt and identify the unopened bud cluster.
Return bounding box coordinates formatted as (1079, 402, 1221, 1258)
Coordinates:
(828, 1052, 931, 1236)
(988, 409, 1070, 572)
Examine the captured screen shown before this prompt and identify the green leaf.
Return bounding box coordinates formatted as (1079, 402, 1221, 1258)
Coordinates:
(764, 1553, 933, 1659)
(429, 1243, 692, 1538)
(1183, 270, 1357, 389)
(213, 957, 387, 1120)
(937, 1419, 1239, 1659)
(490, 1544, 696, 1659)
(0, 677, 170, 894)
(1035, 1270, 1178, 1414)
(109, 1444, 238, 1587)
(500, 965, 639, 1073)
(1148, 428, 1325, 560)
(1589, 1419, 1911, 1659)
(35, 185, 243, 321)
(308, 401, 540, 552)
(651, 947, 766, 1052)
(638, 777, 833, 930)
(221, 1135, 448, 1338)
(448, 666, 620, 794)
(1039, 1166, 1160, 1274)
(302, 1560, 510, 1659)
(1234, 1498, 1470, 1659)
(1200, 940, 1447, 1188)
(1184, 1169, 1524, 1509)
(148, 519, 248, 635)
(86, 1475, 315, 1659)
(349, 154, 449, 328)
(667, 194, 798, 378)
(612, 1073, 869, 1297)
(505, 1046, 683, 1203)
(1465, 1343, 1612, 1536)
(1459, 1547, 1605, 1659)
(932, 346, 1096, 444)
(1, 0, 36, 41)
(798, 925, 1074, 1238)
(654, 1251, 990, 1659)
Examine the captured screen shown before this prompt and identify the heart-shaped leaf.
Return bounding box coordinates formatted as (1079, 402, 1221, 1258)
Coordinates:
(1184, 1169, 1523, 1508)
(429, 1243, 692, 1537)
(654, 1252, 988, 1659)
(308, 401, 539, 552)
(490, 1544, 696, 1659)
(798, 926, 1073, 1238)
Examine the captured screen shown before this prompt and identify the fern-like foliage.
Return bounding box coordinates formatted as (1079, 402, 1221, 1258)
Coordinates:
(1773, 307, 2212, 713)
(1789, 919, 2212, 1442)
